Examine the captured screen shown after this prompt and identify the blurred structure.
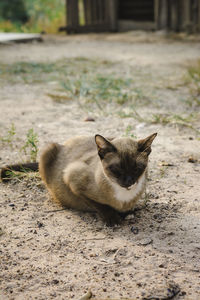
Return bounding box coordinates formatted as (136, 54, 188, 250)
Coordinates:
(62, 0, 200, 33)
(155, 0, 200, 32)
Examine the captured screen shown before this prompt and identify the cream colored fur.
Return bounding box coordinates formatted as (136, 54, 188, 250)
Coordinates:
(110, 172, 146, 203)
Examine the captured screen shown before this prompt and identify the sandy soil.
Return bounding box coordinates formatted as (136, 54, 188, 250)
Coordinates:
(0, 31, 200, 300)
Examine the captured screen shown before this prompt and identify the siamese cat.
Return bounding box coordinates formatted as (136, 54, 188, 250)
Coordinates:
(1, 133, 157, 226)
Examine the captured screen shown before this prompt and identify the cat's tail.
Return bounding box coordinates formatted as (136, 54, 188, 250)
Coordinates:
(1, 162, 39, 182)
(39, 143, 61, 185)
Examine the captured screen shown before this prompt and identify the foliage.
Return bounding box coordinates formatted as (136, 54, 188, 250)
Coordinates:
(1, 125, 39, 162)
(0, 125, 39, 182)
(0, 123, 16, 147)
(3, 168, 40, 182)
(0, 61, 68, 83)
(186, 60, 200, 107)
(21, 129, 39, 162)
(0, 59, 102, 84)
(0, 59, 138, 109)
(124, 125, 137, 138)
(149, 113, 200, 134)
(0, 0, 28, 23)
(0, 0, 65, 33)
(60, 75, 132, 110)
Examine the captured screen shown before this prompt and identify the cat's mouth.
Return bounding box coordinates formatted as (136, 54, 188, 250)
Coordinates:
(126, 186, 132, 190)
(125, 181, 138, 190)
(126, 185, 134, 190)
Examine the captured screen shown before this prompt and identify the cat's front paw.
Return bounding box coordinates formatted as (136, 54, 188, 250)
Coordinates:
(102, 211, 122, 227)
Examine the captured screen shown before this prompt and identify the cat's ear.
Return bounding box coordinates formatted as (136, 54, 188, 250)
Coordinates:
(138, 133, 157, 155)
(95, 135, 116, 159)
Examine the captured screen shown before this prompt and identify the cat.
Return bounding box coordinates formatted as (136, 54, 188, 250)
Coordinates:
(1, 133, 157, 226)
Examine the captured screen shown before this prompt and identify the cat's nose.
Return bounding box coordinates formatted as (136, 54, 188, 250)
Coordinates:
(125, 176, 132, 187)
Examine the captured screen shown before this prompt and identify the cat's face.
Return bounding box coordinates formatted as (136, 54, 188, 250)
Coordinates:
(95, 133, 157, 189)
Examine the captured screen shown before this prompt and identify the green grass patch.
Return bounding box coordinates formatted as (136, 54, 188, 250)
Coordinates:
(118, 108, 146, 122)
(0, 123, 16, 147)
(20, 128, 39, 162)
(118, 109, 200, 134)
(0, 58, 114, 84)
(0, 61, 68, 84)
(1, 124, 39, 162)
(0, 124, 40, 182)
(123, 125, 137, 138)
(150, 112, 198, 127)
(150, 112, 200, 134)
(185, 60, 200, 107)
(60, 74, 133, 110)
(2, 168, 40, 182)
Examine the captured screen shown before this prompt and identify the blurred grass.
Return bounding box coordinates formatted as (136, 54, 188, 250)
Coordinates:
(186, 59, 200, 107)
(0, 0, 65, 33)
(0, 58, 113, 84)
(0, 58, 153, 110)
(0, 56, 199, 134)
(0, 61, 66, 83)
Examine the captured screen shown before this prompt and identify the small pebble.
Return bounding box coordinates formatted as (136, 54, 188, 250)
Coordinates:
(37, 221, 44, 228)
(131, 226, 139, 234)
(138, 237, 152, 246)
(52, 279, 59, 285)
(188, 156, 197, 163)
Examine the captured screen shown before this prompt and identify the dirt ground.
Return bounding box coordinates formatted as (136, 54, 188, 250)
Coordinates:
(0, 31, 200, 300)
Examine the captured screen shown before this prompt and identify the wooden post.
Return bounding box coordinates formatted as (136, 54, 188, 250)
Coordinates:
(154, 0, 159, 28)
(97, 0, 103, 23)
(66, 0, 79, 32)
(157, 0, 169, 30)
(84, 0, 91, 25)
(91, 0, 96, 24)
(170, 0, 178, 31)
(107, 0, 118, 31)
(198, 0, 200, 31)
(178, 0, 184, 31)
(182, 0, 191, 32)
(192, 0, 199, 32)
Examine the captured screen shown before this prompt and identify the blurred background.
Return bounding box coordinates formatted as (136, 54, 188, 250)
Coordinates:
(0, 0, 200, 34)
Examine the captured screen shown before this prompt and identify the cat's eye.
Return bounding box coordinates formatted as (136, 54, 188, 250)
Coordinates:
(136, 163, 145, 171)
(108, 165, 115, 172)
(108, 165, 121, 176)
(134, 164, 145, 177)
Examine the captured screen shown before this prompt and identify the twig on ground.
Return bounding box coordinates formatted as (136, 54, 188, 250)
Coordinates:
(44, 208, 68, 213)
